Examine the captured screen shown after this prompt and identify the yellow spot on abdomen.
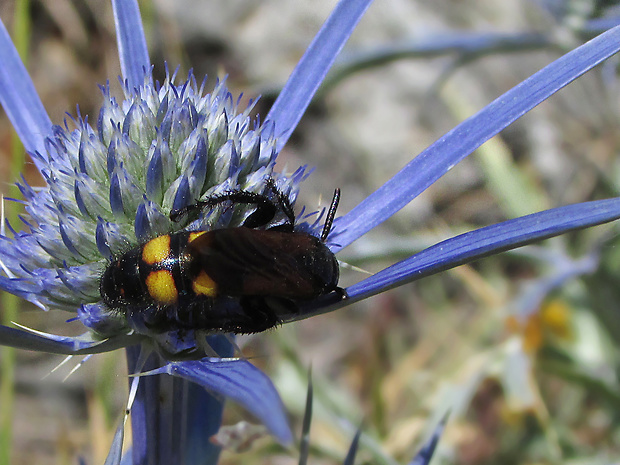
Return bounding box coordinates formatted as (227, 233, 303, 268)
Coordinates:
(142, 235, 171, 265)
(146, 270, 178, 304)
(188, 231, 208, 243)
(192, 270, 217, 297)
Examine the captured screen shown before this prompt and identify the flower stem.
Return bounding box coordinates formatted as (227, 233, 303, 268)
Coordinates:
(0, 2, 30, 464)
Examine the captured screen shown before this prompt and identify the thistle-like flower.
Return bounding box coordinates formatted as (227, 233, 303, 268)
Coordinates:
(3, 0, 620, 464)
(1, 69, 320, 359)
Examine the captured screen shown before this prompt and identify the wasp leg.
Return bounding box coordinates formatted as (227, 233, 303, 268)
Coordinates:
(170, 177, 296, 229)
(233, 296, 284, 333)
(334, 286, 348, 300)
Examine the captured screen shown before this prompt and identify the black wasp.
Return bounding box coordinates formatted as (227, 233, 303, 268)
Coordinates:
(100, 178, 343, 334)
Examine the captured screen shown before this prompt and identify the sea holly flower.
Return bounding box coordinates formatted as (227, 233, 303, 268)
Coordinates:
(2, 0, 620, 464)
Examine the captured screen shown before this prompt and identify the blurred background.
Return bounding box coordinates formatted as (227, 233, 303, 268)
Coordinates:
(1, 0, 620, 464)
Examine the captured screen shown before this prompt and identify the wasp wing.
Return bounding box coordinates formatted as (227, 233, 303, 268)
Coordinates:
(188, 228, 321, 299)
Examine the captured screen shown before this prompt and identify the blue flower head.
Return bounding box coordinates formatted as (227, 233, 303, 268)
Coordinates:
(1, 69, 321, 358)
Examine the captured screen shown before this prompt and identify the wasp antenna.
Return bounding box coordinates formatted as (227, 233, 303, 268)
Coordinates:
(320, 188, 340, 242)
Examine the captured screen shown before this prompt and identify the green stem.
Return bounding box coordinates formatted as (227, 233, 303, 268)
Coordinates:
(0, 2, 30, 465)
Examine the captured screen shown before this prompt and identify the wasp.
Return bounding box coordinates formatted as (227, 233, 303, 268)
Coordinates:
(100, 178, 343, 334)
